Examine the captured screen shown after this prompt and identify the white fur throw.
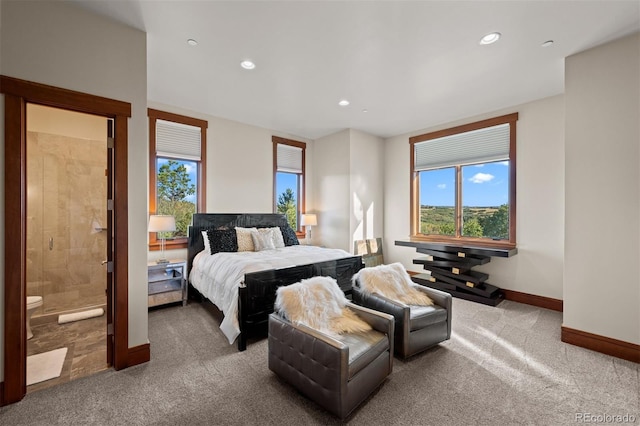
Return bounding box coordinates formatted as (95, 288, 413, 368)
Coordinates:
(353, 263, 434, 306)
(275, 276, 371, 336)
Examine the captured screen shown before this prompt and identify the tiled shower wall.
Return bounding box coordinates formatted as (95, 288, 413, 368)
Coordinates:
(26, 131, 107, 316)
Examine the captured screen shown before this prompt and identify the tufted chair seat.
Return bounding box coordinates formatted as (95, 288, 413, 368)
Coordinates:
(352, 263, 452, 359)
(268, 296, 394, 419)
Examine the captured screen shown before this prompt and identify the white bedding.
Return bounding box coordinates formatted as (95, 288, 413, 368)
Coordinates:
(189, 245, 353, 344)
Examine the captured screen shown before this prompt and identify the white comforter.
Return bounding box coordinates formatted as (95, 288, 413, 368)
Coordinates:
(189, 245, 352, 344)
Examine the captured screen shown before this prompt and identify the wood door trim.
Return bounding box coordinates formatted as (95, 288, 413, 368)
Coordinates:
(2, 93, 27, 403)
(1, 75, 131, 405)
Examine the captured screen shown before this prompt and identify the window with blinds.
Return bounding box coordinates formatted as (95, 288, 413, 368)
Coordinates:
(148, 109, 207, 247)
(410, 113, 518, 247)
(273, 137, 306, 232)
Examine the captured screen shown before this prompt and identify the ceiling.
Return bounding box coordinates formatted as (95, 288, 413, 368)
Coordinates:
(72, 1, 640, 140)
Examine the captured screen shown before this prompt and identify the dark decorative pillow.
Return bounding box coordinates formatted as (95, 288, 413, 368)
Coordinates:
(279, 225, 300, 246)
(207, 229, 238, 254)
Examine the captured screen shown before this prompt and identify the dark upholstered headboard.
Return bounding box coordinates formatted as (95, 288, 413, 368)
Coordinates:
(187, 213, 292, 277)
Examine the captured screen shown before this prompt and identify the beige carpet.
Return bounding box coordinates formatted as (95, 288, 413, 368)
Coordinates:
(3, 301, 637, 425)
(26, 347, 67, 386)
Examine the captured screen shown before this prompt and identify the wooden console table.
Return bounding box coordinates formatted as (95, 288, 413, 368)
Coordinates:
(395, 241, 517, 306)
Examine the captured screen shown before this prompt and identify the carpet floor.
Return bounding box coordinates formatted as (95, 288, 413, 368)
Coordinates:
(1, 298, 638, 425)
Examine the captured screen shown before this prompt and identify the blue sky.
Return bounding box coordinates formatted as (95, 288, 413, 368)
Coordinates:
(419, 161, 509, 207)
(276, 172, 298, 204)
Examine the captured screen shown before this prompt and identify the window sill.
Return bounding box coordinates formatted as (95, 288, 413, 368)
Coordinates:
(409, 235, 516, 250)
(148, 239, 188, 251)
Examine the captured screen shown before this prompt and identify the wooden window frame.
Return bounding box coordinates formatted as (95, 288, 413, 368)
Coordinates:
(272, 136, 306, 237)
(148, 109, 207, 250)
(409, 113, 518, 249)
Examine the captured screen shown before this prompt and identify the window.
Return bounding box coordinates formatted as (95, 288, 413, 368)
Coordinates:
(410, 113, 518, 248)
(273, 136, 306, 233)
(149, 109, 207, 250)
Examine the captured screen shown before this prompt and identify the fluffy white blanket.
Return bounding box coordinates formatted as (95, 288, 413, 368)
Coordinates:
(275, 276, 371, 336)
(353, 262, 434, 306)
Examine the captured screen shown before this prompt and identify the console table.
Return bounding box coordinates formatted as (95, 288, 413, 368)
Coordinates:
(396, 241, 517, 306)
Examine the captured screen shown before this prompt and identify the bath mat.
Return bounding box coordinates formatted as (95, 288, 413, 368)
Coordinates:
(58, 308, 104, 324)
(27, 347, 68, 386)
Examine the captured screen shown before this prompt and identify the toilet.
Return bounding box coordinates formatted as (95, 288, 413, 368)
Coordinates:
(26, 296, 43, 340)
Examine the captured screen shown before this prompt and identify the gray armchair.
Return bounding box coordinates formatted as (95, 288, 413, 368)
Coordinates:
(352, 279, 452, 359)
(268, 302, 394, 420)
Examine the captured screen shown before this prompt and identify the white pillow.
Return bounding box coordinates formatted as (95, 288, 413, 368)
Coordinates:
(251, 228, 276, 251)
(270, 227, 285, 248)
(201, 230, 211, 254)
(235, 227, 257, 251)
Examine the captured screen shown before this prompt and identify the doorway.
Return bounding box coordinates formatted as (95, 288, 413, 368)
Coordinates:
(1, 75, 132, 405)
(25, 104, 110, 391)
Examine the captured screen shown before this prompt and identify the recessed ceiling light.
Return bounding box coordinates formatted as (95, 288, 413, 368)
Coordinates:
(480, 32, 501, 45)
(338, 100, 350, 107)
(362, 109, 368, 113)
(541, 40, 554, 47)
(240, 60, 256, 70)
(187, 39, 198, 46)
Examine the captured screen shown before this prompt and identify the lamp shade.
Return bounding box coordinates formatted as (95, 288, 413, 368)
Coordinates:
(300, 214, 317, 227)
(148, 215, 176, 232)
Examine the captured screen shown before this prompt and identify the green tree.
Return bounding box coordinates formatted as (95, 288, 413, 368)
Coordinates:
(157, 160, 196, 237)
(478, 204, 509, 239)
(439, 222, 455, 235)
(277, 188, 297, 229)
(462, 217, 483, 237)
(158, 160, 195, 202)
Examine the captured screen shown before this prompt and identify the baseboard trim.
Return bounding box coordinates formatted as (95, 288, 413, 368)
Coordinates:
(0, 381, 4, 407)
(561, 326, 639, 363)
(502, 289, 563, 312)
(127, 343, 150, 367)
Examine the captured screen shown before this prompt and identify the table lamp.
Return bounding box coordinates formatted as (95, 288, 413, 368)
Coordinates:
(300, 213, 317, 242)
(148, 214, 176, 264)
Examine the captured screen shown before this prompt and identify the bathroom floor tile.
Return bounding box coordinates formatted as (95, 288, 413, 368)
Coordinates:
(27, 314, 108, 393)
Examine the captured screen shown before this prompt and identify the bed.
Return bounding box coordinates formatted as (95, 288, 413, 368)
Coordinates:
(187, 213, 364, 351)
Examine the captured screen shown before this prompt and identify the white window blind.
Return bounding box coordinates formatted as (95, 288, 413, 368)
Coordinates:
(156, 119, 201, 161)
(277, 144, 303, 173)
(415, 123, 510, 171)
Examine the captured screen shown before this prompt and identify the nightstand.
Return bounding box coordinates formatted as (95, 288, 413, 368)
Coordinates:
(147, 259, 187, 308)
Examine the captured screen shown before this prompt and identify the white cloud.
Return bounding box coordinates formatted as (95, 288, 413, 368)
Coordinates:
(437, 184, 446, 189)
(500, 161, 509, 166)
(183, 163, 196, 174)
(469, 173, 495, 184)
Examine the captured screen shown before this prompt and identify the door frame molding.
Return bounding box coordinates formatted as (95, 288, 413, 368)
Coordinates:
(1, 75, 131, 405)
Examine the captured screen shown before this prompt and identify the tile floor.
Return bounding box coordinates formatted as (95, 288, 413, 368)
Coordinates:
(26, 314, 109, 393)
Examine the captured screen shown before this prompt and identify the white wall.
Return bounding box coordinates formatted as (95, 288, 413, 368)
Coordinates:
(0, 0, 148, 383)
(147, 101, 313, 262)
(564, 33, 639, 344)
(384, 94, 565, 300)
(313, 129, 351, 251)
(349, 129, 384, 247)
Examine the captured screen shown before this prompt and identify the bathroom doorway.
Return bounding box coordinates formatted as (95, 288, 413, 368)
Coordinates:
(25, 104, 109, 392)
(2, 75, 132, 406)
